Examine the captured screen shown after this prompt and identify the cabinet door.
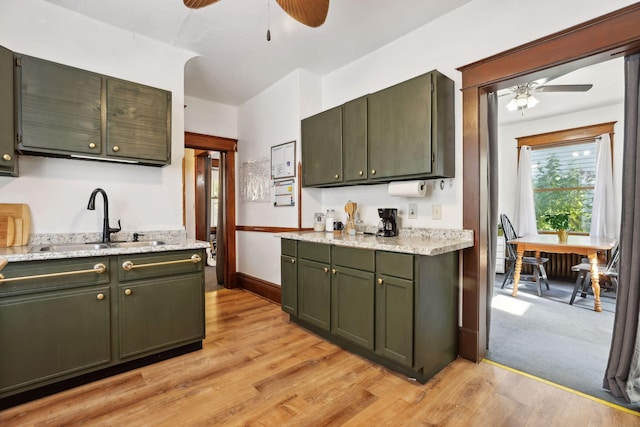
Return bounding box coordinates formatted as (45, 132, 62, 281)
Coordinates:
(281, 254, 298, 315)
(0, 287, 111, 396)
(0, 46, 17, 176)
(375, 274, 414, 367)
(18, 55, 102, 155)
(118, 273, 204, 359)
(342, 97, 367, 183)
(297, 258, 331, 330)
(331, 266, 374, 350)
(368, 73, 432, 180)
(106, 79, 171, 164)
(301, 106, 342, 187)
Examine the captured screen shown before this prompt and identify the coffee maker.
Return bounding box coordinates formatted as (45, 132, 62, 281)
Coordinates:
(377, 208, 398, 237)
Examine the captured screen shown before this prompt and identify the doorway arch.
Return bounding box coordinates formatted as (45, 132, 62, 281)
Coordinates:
(458, 3, 640, 361)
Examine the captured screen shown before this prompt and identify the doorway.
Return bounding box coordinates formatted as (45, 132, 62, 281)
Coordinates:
(458, 3, 640, 363)
(184, 131, 237, 288)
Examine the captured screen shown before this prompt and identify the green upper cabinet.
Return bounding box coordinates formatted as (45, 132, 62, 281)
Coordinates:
(368, 70, 454, 181)
(106, 79, 171, 164)
(15, 52, 171, 166)
(342, 96, 368, 183)
(0, 46, 17, 176)
(301, 70, 454, 188)
(18, 54, 102, 155)
(301, 105, 342, 187)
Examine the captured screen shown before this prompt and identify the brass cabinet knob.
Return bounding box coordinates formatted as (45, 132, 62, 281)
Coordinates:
(371, 169, 376, 175)
(290, 258, 296, 264)
(112, 145, 120, 152)
(89, 142, 96, 149)
(124, 289, 132, 296)
(358, 170, 363, 176)
(377, 278, 384, 285)
(96, 293, 105, 300)
(334, 174, 340, 179)
(331, 269, 336, 275)
(2, 154, 11, 161)
(323, 267, 329, 273)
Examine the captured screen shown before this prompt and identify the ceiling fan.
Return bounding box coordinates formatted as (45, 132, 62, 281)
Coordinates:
(183, 0, 330, 28)
(503, 81, 593, 112)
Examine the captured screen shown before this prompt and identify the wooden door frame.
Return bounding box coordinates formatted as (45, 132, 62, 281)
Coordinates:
(457, 3, 640, 362)
(185, 131, 238, 288)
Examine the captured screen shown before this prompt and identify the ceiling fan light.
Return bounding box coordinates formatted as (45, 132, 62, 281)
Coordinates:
(506, 98, 518, 111)
(527, 95, 539, 108)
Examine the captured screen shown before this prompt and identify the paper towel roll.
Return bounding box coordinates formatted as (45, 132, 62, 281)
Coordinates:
(388, 180, 427, 197)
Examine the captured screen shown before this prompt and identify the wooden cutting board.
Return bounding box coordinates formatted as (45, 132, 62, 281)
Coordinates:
(0, 204, 31, 246)
(0, 216, 15, 248)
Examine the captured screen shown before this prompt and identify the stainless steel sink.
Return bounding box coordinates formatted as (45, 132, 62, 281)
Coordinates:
(36, 240, 166, 252)
(108, 240, 165, 248)
(38, 243, 111, 252)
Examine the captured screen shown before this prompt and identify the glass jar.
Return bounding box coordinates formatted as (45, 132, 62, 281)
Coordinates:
(314, 212, 325, 231)
(325, 209, 335, 232)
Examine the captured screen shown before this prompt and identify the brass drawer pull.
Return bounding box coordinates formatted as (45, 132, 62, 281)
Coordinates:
(112, 145, 120, 152)
(89, 142, 97, 149)
(124, 289, 132, 296)
(323, 267, 329, 273)
(2, 154, 11, 161)
(96, 293, 105, 300)
(0, 263, 107, 284)
(290, 258, 296, 264)
(122, 254, 202, 271)
(377, 278, 384, 285)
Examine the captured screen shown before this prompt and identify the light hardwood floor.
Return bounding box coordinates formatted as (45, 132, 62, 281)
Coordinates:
(1, 289, 638, 426)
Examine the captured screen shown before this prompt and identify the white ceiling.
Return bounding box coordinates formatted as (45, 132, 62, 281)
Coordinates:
(42, 0, 625, 121)
(43, 0, 472, 106)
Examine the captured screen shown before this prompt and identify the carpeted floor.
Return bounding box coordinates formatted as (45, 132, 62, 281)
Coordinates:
(487, 274, 639, 411)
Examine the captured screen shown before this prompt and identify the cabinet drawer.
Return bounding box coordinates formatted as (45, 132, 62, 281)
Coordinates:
(117, 250, 204, 282)
(332, 246, 375, 271)
(298, 241, 330, 263)
(0, 257, 110, 297)
(376, 251, 414, 280)
(281, 239, 297, 257)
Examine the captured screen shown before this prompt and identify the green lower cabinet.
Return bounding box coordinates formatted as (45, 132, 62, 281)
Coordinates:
(0, 286, 111, 396)
(118, 273, 204, 359)
(281, 254, 298, 315)
(375, 274, 414, 367)
(331, 266, 374, 350)
(298, 258, 331, 331)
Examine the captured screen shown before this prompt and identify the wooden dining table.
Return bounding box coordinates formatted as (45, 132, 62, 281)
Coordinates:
(507, 234, 617, 312)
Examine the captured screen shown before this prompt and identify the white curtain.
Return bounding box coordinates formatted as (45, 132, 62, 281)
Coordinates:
(590, 134, 616, 238)
(514, 146, 538, 236)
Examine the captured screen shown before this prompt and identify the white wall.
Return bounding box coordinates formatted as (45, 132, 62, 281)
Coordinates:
(235, 69, 322, 284)
(230, 0, 636, 286)
(498, 103, 625, 231)
(0, 0, 195, 234)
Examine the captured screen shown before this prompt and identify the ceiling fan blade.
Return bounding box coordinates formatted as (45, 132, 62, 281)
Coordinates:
(183, 0, 221, 9)
(535, 84, 593, 93)
(275, 0, 330, 28)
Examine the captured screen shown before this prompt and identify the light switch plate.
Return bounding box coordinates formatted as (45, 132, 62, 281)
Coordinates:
(408, 203, 417, 219)
(432, 204, 442, 220)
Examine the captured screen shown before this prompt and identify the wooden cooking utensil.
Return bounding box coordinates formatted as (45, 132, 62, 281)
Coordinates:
(0, 216, 15, 248)
(344, 200, 357, 233)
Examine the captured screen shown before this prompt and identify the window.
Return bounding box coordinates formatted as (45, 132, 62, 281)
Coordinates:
(516, 122, 615, 234)
(531, 142, 596, 232)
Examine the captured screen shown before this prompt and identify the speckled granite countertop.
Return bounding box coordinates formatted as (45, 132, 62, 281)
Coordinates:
(0, 230, 210, 263)
(277, 228, 474, 256)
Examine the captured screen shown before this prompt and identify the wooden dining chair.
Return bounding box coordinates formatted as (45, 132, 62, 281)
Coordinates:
(570, 244, 619, 305)
(500, 214, 550, 296)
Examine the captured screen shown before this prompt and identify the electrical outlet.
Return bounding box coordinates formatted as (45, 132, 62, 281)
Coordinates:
(432, 204, 442, 220)
(408, 203, 418, 219)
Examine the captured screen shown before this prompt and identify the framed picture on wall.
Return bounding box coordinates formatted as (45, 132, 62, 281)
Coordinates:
(271, 141, 296, 180)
